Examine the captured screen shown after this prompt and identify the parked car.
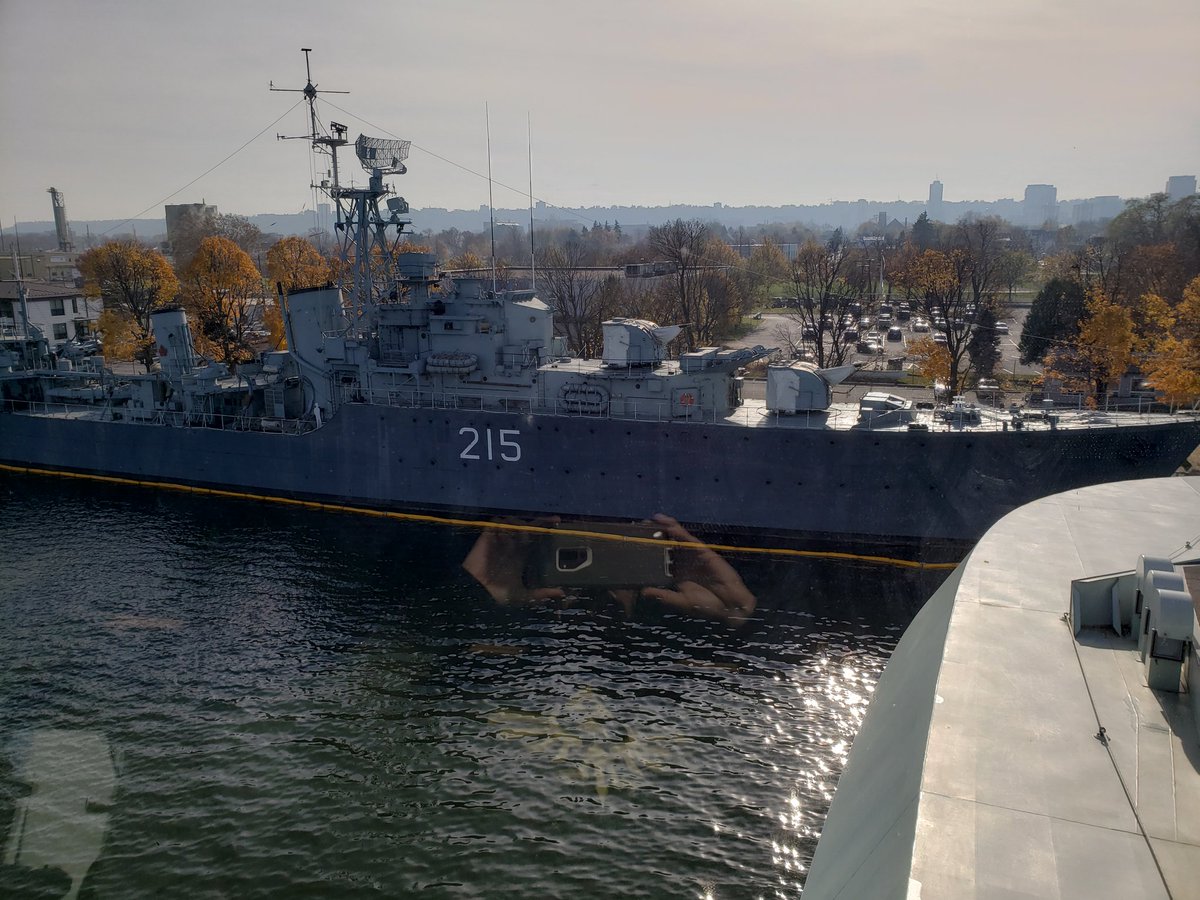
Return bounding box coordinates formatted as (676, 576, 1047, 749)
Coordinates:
(844, 327, 859, 341)
(887, 326, 904, 342)
(995, 321, 1009, 334)
(801, 325, 818, 340)
(933, 333, 948, 345)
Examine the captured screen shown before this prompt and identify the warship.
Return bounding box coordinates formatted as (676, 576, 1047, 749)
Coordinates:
(2, 61, 1199, 550)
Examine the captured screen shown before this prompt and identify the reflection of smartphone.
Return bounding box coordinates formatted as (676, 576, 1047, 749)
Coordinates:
(524, 522, 675, 589)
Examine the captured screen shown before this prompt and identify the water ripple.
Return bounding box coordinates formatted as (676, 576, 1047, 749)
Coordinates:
(0, 474, 944, 898)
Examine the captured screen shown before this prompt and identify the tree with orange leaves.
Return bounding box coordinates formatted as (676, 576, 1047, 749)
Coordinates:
(181, 236, 262, 369)
(1141, 276, 1200, 409)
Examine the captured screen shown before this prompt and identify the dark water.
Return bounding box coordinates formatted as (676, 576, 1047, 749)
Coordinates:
(0, 474, 947, 898)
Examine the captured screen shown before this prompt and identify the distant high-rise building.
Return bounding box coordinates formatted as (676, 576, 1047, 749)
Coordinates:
(1165, 175, 1196, 202)
(927, 180, 943, 220)
(1023, 184, 1057, 228)
(1073, 196, 1123, 225)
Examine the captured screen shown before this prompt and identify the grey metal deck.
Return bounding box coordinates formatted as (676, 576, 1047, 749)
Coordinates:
(804, 477, 1200, 899)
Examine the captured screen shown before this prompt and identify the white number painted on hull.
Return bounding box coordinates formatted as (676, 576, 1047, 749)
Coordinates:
(459, 427, 522, 462)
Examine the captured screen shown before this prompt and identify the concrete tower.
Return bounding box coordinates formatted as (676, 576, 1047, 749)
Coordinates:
(1165, 176, 1196, 202)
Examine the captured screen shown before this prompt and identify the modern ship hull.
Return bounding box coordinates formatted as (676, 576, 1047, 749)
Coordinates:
(3, 405, 1197, 545)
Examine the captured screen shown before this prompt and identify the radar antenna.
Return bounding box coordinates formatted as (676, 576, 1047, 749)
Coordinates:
(355, 136, 410, 176)
(272, 50, 415, 324)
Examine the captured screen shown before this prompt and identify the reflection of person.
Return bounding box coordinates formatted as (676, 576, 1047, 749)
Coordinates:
(641, 514, 756, 628)
(462, 513, 756, 628)
(462, 516, 566, 607)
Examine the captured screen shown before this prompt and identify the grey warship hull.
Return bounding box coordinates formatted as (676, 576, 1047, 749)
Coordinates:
(3, 403, 1197, 545)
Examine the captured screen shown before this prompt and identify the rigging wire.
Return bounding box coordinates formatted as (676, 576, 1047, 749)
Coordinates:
(99, 98, 305, 238)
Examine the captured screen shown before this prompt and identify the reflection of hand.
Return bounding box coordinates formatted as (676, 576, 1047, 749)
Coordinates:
(462, 519, 566, 607)
(641, 514, 757, 628)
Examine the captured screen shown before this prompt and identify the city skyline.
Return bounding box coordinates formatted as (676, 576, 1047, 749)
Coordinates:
(2, 0, 1197, 225)
(1, 180, 1189, 248)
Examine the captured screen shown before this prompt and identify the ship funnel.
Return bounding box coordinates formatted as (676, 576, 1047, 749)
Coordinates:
(149, 308, 196, 378)
(285, 286, 347, 363)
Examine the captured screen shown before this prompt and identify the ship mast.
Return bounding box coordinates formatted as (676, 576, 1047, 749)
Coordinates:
(273, 50, 413, 325)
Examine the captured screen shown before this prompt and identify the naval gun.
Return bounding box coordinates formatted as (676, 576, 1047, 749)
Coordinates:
(765, 361, 858, 413)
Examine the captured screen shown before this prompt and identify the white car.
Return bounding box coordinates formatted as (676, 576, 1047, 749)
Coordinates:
(995, 321, 1009, 334)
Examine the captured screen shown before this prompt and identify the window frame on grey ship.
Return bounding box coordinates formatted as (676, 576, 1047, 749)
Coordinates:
(53, 323, 68, 340)
(50, 298, 65, 316)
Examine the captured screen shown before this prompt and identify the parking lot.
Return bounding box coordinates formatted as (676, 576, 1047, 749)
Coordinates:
(735, 302, 1036, 380)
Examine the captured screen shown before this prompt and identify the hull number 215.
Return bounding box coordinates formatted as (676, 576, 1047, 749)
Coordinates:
(459, 427, 522, 462)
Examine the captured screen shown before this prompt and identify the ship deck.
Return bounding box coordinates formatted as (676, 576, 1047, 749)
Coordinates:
(720, 398, 1192, 433)
(6, 395, 1194, 436)
(803, 477, 1200, 898)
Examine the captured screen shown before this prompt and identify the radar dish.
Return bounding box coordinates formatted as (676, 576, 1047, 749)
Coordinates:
(356, 135, 411, 175)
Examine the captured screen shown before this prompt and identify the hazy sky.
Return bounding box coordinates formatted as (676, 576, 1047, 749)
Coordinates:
(2, 0, 1197, 225)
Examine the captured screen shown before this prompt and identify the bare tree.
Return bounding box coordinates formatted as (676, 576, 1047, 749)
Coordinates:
(537, 243, 609, 357)
(170, 210, 265, 271)
(648, 219, 708, 351)
(893, 248, 976, 395)
(780, 232, 862, 367)
(954, 214, 1005, 308)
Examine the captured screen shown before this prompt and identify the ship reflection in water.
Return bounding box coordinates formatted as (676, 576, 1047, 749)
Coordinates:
(0, 474, 950, 898)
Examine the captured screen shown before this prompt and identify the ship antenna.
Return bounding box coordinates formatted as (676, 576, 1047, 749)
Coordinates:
(528, 112, 536, 292)
(272, 48, 351, 194)
(486, 102, 497, 294)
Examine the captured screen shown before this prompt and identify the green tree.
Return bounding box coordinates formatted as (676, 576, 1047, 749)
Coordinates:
(78, 240, 180, 372)
(967, 306, 1000, 378)
(911, 212, 936, 250)
(1019, 278, 1086, 365)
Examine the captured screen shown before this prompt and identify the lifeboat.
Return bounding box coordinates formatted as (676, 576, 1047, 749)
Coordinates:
(425, 351, 478, 374)
(559, 383, 610, 414)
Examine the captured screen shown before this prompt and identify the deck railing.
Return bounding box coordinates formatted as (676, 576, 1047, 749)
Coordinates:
(2, 399, 319, 436)
(5, 392, 1195, 436)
